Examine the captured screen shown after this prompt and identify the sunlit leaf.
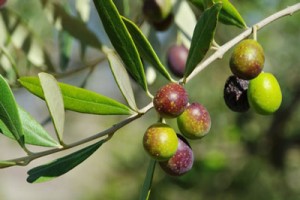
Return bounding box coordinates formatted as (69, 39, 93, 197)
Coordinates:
(39, 73, 65, 144)
(19, 76, 134, 115)
(107, 52, 138, 111)
(184, 3, 222, 80)
(189, 0, 247, 29)
(0, 75, 25, 148)
(216, 0, 247, 28)
(140, 159, 156, 200)
(93, 0, 148, 92)
(122, 17, 173, 81)
(27, 139, 105, 183)
(0, 106, 60, 147)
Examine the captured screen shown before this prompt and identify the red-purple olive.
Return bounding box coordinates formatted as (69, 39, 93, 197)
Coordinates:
(153, 82, 189, 118)
(167, 44, 189, 77)
(159, 134, 194, 176)
(177, 102, 211, 139)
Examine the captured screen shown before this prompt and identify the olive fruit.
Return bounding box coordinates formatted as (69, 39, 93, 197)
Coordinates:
(143, 0, 172, 24)
(247, 72, 282, 115)
(177, 102, 211, 139)
(230, 39, 264, 80)
(143, 123, 178, 161)
(167, 44, 189, 78)
(223, 75, 250, 112)
(153, 82, 188, 118)
(152, 12, 174, 31)
(0, 0, 7, 8)
(159, 134, 194, 176)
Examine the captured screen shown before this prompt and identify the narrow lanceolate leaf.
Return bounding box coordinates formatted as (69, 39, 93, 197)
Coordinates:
(0, 75, 25, 148)
(27, 139, 105, 183)
(107, 52, 138, 111)
(38, 73, 65, 144)
(184, 3, 222, 80)
(0, 106, 60, 147)
(19, 77, 133, 115)
(216, 0, 247, 29)
(93, 0, 148, 92)
(122, 17, 173, 82)
(139, 159, 156, 200)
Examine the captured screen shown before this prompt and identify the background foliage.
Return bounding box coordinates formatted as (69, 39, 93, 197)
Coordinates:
(0, 0, 300, 199)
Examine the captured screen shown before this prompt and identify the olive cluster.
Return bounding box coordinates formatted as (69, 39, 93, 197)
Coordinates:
(224, 39, 282, 115)
(143, 83, 211, 176)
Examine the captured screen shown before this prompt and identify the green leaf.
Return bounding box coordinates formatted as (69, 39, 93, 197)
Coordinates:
(184, 3, 222, 80)
(93, 0, 148, 92)
(39, 73, 65, 144)
(0, 75, 25, 148)
(188, 0, 205, 11)
(122, 17, 173, 82)
(139, 159, 156, 200)
(216, 0, 247, 29)
(0, 106, 60, 147)
(27, 140, 105, 183)
(59, 31, 72, 71)
(19, 76, 134, 115)
(19, 106, 60, 147)
(107, 52, 138, 111)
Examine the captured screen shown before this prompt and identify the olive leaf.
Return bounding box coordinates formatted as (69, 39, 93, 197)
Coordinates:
(107, 51, 138, 111)
(184, 3, 222, 80)
(139, 159, 156, 200)
(122, 16, 173, 82)
(19, 76, 134, 115)
(93, 0, 148, 92)
(27, 139, 105, 183)
(216, 0, 247, 29)
(39, 73, 65, 144)
(0, 106, 60, 147)
(0, 74, 25, 149)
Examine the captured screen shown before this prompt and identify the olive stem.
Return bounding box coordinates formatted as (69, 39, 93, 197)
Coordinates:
(184, 3, 300, 83)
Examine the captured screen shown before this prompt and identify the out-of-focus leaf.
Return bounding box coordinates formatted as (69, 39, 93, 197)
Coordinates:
(184, 3, 222, 80)
(122, 17, 173, 82)
(59, 31, 72, 71)
(0, 106, 60, 147)
(216, 0, 247, 28)
(50, 3, 102, 49)
(75, 0, 91, 22)
(140, 159, 156, 200)
(188, 0, 205, 11)
(38, 73, 65, 143)
(107, 51, 138, 111)
(0, 75, 25, 148)
(93, 0, 148, 92)
(27, 139, 105, 183)
(19, 76, 134, 115)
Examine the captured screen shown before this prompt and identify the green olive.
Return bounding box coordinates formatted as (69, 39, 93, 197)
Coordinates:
(247, 72, 282, 115)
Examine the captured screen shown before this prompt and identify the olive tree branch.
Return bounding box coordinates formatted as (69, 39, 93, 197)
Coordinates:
(4, 102, 153, 167)
(185, 3, 300, 83)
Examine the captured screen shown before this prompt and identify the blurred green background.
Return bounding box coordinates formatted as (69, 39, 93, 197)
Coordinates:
(0, 0, 300, 199)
